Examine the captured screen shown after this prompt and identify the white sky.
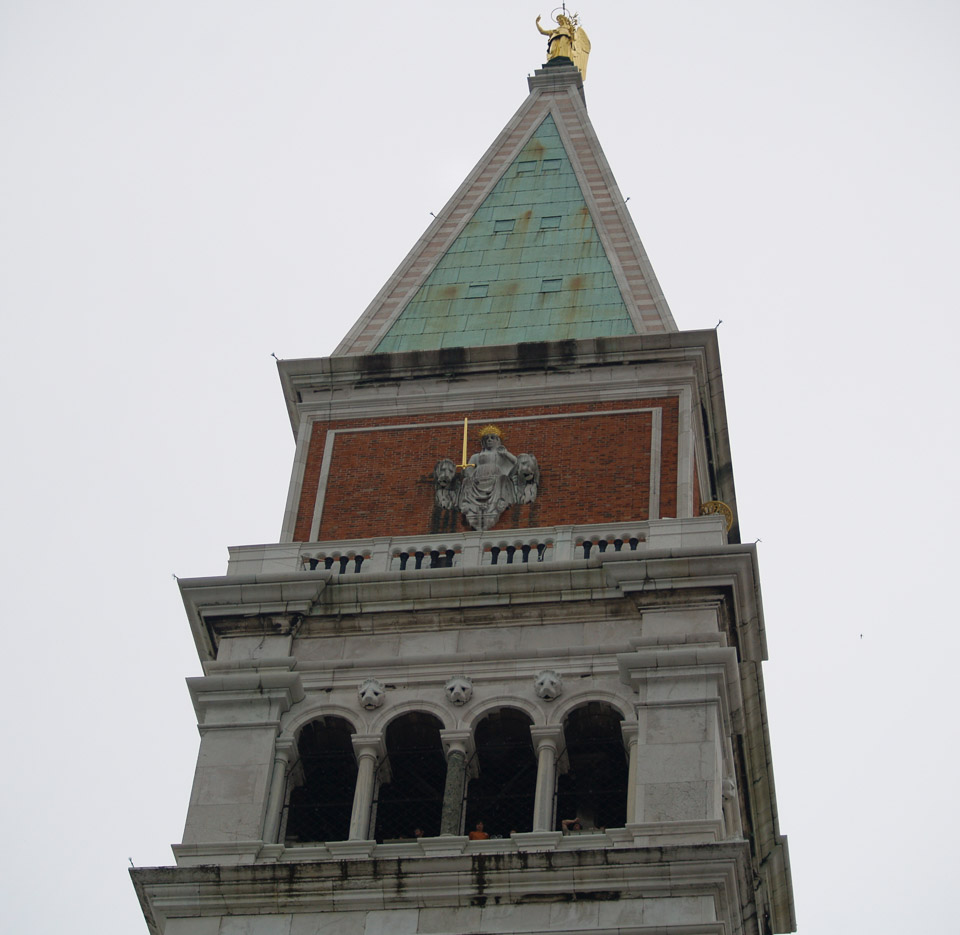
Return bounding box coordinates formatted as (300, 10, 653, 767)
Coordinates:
(1, 2, 957, 932)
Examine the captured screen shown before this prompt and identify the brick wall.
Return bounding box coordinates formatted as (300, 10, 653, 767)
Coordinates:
(293, 398, 680, 542)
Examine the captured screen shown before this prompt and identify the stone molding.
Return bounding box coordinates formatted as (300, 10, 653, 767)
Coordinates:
(282, 337, 711, 428)
(187, 669, 305, 725)
(133, 842, 754, 933)
(188, 546, 764, 663)
(171, 841, 264, 868)
(617, 645, 745, 735)
(285, 330, 716, 395)
(416, 835, 469, 858)
(608, 820, 727, 847)
(324, 840, 376, 859)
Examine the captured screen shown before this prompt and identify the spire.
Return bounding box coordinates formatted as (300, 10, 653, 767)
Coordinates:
(334, 63, 675, 357)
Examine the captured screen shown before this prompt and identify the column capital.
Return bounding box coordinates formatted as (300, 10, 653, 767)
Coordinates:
(351, 733, 385, 762)
(529, 725, 564, 752)
(439, 729, 474, 759)
(620, 720, 639, 746)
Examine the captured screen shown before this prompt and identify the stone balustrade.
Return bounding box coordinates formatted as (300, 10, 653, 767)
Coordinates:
(226, 516, 727, 577)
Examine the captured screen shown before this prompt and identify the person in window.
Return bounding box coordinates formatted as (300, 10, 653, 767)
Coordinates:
(561, 817, 583, 833)
(468, 821, 490, 840)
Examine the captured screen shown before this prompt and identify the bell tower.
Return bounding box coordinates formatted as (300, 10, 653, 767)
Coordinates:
(132, 36, 795, 935)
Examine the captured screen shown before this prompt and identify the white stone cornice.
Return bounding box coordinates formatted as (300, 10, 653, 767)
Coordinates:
(617, 645, 744, 737)
(178, 576, 325, 659)
(132, 842, 754, 931)
(187, 669, 304, 725)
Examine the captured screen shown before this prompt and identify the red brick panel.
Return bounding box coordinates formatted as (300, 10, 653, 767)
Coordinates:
(293, 398, 679, 542)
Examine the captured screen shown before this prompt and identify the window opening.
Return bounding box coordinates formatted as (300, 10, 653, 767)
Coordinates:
(555, 703, 628, 832)
(284, 717, 357, 845)
(373, 712, 446, 841)
(467, 283, 489, 299)
(517, 161, 536, 175)
(494, 218, 515, 233)
(464, 709, 537, 837)
(540, 278, 562, 293)
(540, 216, 561, 230)
(542, 158, 561, 173)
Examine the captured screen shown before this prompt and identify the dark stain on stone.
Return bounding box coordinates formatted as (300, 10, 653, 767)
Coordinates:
(558, 339, 579, 363)
(519, 890, 622, 904)
(438, 346, 466, 369)
(469, 853, 487, 906)
(430, 505, 460, 534)
(359, 353, 394, 376)
(569, 275, 585, 291)
(517, 341, 550, 368)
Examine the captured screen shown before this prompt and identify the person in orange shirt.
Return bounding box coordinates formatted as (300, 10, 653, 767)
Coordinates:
(468, 821, 489, 840)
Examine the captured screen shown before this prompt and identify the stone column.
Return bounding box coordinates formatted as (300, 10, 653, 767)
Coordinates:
(529, 726, 564, 832)
(620, 721, 639, 825)
(348, 734, 385, 841)
(262, 738, 297, 844)
(439, 729, 474, 836)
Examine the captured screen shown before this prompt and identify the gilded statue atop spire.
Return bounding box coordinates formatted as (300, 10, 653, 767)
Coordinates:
(536, 10, 592, 80)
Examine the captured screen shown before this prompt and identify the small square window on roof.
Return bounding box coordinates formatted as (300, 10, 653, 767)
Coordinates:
(540, 278, 562, 293)
(540, 216, 561, 230)
(517, 161, 537, 175)
(494, 218, 515, 233)
(467, 283, 489, 298)
(542, 159, 561, 173)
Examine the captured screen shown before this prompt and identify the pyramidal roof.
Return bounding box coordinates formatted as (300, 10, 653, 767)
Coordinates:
(334, 64, 676, 356)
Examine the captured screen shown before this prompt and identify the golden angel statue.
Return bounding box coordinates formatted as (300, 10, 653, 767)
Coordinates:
(536, 12, 592, 80)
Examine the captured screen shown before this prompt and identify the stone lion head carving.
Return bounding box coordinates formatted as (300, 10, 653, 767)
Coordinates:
(358, 677, 386, 710)
(444, 675, 473, 706)
(534, 669, 563, 701)
(434, 458, 457, 488)
(433, 458, 459, 510)
(515, 452, 540, 504)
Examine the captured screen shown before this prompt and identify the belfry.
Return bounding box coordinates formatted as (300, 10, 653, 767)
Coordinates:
(132, 17, 796, 935)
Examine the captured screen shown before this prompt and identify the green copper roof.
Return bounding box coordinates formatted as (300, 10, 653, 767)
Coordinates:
(374, 115, 635, 352)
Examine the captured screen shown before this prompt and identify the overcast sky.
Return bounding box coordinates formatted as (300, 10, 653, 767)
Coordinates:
(1, 2, 958, 933)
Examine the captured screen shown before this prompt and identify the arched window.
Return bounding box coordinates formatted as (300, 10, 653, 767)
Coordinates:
(465, 708, 537, 837)
(284, 716, 357, 844)
(373, 712, 445, 842)
(556, 702, 628, 831)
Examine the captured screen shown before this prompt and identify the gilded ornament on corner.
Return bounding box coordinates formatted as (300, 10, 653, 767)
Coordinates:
(700, 500, 734, 531)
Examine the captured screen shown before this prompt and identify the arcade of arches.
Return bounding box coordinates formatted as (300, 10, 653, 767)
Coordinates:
(280, 703, 631, 844)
